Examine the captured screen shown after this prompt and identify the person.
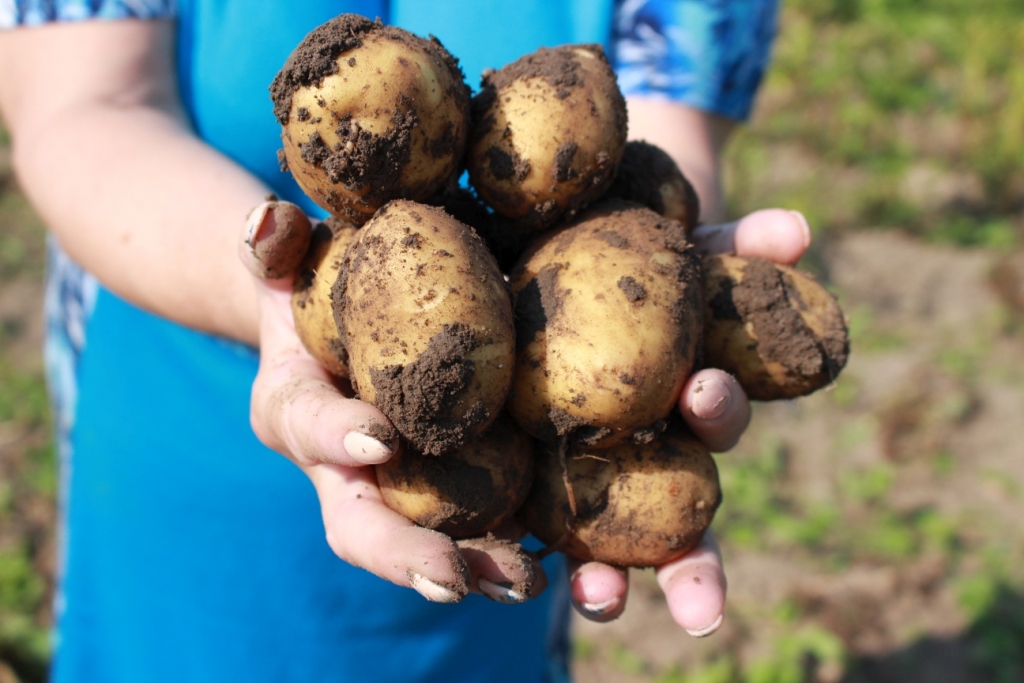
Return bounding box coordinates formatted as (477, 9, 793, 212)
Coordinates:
(0, 1, 808, 681)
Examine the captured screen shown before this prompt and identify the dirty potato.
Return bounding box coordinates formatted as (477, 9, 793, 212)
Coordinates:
(520, 421, 721, 567)
(703, 254, 850, 400)
(290, 216, 359, 377)
(376, 414, 534, 539)
(507, 200, 704, 449)
(605, 141, 700, 233)
(333, 200, 515, 455)
(271, 15, 471, 224)
(467, 44, 627, 232)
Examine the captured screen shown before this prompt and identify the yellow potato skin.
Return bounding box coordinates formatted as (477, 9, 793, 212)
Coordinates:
(520, 423, 721, 567)
(507, 201, 703, 448)
(274, 17, 470, 224)
(290, 217, 359, 378)
(703, 254, 850, 400)
(376, 414, 534, 539)
(333, 200, 515, 456)
(467, 45, 627, 231)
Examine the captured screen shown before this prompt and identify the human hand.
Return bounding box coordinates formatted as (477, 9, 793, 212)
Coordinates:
(567, 208, 812, 634)
(239, 200, 544, 605)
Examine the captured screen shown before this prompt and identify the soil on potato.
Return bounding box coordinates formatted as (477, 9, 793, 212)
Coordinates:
(709, 257, 849, 381)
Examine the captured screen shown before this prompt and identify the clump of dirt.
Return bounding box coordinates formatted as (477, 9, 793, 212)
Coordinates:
(368, 323, 487, 456)
(270, 14, 378, 125)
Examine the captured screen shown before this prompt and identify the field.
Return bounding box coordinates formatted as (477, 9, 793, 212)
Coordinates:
(2, 1, 1024, 681)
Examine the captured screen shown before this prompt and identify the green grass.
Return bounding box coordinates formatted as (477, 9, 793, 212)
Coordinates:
(725, 0, 1024, 246)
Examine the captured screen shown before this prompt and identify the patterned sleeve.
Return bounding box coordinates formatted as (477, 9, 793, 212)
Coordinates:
(611, 0, 780, 120)
(1, 0, 176, 29)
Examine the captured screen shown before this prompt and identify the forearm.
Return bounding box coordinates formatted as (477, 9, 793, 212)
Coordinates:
(13, 103, 267, 343)
(625, 97, 735, 223)
(1, 20, 267, 345)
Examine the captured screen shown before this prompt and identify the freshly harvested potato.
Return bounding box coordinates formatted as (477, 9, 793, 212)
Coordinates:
(507, 200, 704, 449)
(520, 421, 721, 567)
(376, 414, 534, 539)
(605, 141, 700, 233)
(271, 15, 471, 224)
(703, 254, 850, 400)
(291, 216, 359, 377)
(467, 44, 627, 232)
(333, 200, 515, 455)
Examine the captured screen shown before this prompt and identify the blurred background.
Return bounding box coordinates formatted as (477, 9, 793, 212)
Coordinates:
(2, 0, 1024, 681)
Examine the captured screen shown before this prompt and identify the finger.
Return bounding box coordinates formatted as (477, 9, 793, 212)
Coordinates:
(250, 285, 398, 467)
(309, 463, 470, 603)
(457, 535, 547, 604)
(567, 559, 629, 622)
(240, 198, 312, 280)
(691, 209, 811, 265)
(655, 531, 726, 637)
(679, 369, 751, 453)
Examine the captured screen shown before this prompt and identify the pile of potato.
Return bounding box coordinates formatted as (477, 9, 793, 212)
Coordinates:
(272, 15, 850, 569)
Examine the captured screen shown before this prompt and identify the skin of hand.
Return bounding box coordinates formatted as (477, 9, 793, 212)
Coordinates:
(1, 19, 810, 625)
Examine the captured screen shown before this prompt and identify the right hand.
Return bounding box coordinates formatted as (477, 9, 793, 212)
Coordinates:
(239, 200, 545, 605)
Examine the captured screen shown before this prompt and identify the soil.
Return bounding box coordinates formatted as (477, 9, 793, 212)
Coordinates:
(368, 322, 486, 456)
(617, 276, 647, 303)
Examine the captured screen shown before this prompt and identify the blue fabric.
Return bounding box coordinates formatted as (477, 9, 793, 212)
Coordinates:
(0, 0, 176, 27)
(611, 0, 780, 120)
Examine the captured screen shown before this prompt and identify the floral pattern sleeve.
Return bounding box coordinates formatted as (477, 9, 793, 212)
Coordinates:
(611, 0, 780, 120)
(1, 0, 176, 28)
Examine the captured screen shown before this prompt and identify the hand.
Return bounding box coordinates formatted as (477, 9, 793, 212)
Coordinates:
(567, 208, 812, 634)
(240, 201, 543, 605)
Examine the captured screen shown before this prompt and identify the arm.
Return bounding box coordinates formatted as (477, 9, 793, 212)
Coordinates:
(0, 19, 264, 343)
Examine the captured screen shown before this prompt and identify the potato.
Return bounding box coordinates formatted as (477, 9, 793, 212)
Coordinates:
(376, 414, 534, 539)
(520, 421, 721, 567)
(605, 141, 700, 233)
(467, 44, 627, 232)
(291, 216, 359, 377)
(703, 254, 850, 400)
(270, 15, 471, 224)
(333, 200, 515, 455)
(507, 200, 703, 449)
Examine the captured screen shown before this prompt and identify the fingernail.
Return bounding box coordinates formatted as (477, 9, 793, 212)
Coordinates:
(408, 573, 461, 603)
(579, 597, 619, 615)
(686, 613, 724, 638)
(790, 210, 811, 249)
(343, 431, 392, 464)
(479, 579, 526, 604)
(690, 378, 731, 420)
(245, 201, 275, 246)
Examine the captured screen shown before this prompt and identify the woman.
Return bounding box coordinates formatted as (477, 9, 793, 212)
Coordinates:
(0, 1, 806, 680)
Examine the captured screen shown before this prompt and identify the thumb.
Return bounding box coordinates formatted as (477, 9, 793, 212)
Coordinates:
(239, 198, 313, 281)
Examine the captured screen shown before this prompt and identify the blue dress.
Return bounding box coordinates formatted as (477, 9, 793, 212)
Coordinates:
(3, 1, 778, 680)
